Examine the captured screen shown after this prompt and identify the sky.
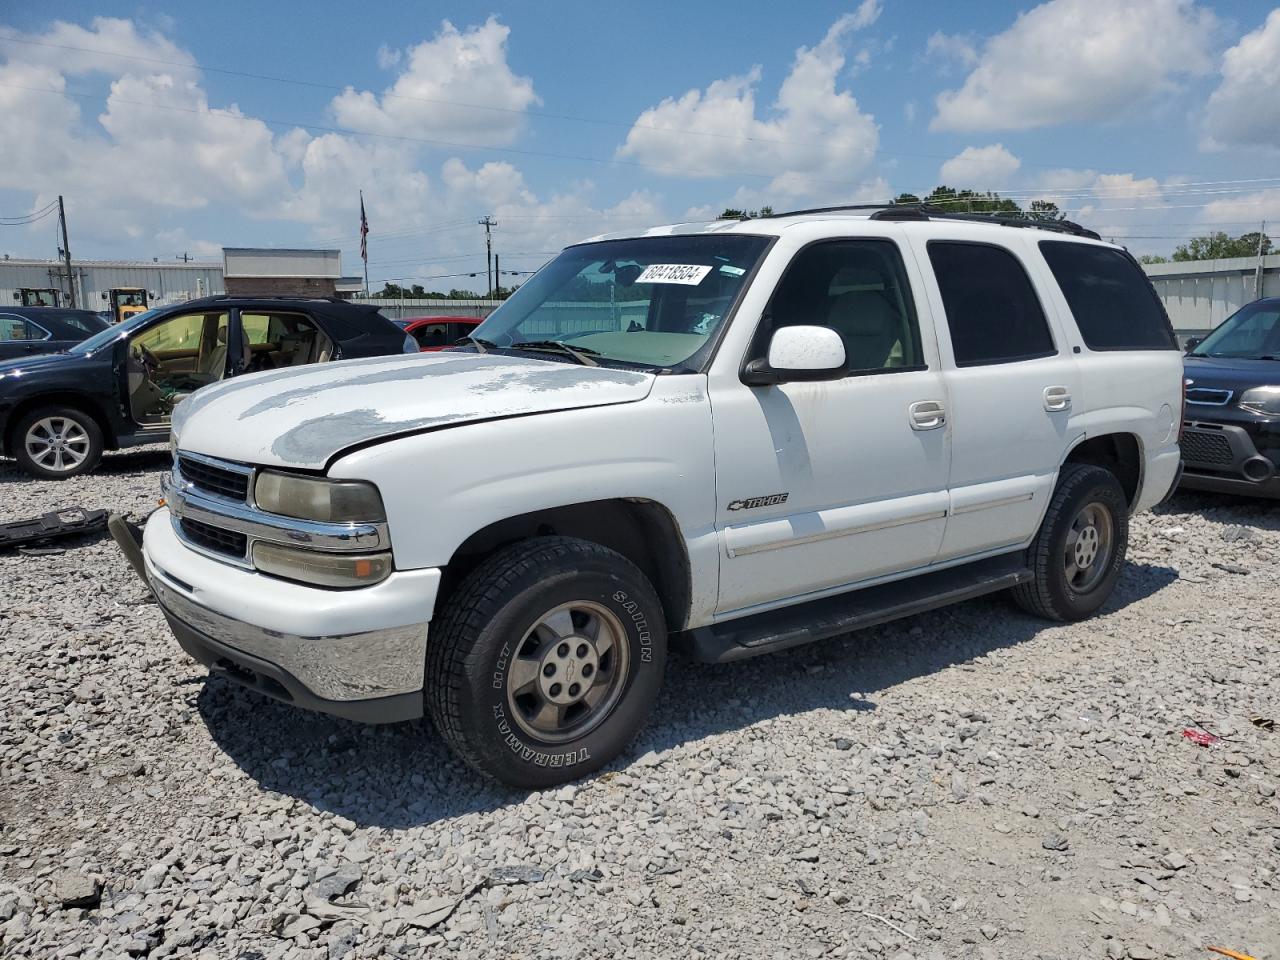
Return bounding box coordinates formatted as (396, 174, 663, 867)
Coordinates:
(2, 1, 1279, 291)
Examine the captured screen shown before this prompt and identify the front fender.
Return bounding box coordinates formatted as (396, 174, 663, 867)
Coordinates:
(328, 377, 719, 615)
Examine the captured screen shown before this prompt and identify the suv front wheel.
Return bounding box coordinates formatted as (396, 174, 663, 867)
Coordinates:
(426, 536, 667, 787)
(13, 405, 104, 479)
(1013, 463, 1129, 621)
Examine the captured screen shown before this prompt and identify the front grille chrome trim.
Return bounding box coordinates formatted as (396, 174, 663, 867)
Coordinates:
(167, 455, 389, 570)
(1185, 388, 1233, 406)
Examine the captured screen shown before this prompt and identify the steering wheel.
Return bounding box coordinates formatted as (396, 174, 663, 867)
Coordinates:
(132, 343, 160, 373)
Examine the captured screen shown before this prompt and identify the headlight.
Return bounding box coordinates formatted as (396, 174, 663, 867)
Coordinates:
(252, 542, 392, 588)
(1238, 386, 1280, 416)
(403, 334, 419, 353)
(254, 472, 386, 522)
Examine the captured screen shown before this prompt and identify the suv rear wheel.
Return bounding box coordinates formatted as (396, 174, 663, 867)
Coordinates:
(1013, 463, 1129, 621)
(13, 406, 104, 479)
(426, 536, 667, 787)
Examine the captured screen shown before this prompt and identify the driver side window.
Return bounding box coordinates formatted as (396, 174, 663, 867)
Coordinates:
(759, 240, 925, 374)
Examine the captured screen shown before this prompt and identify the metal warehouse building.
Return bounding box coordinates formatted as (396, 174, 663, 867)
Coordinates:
(1144, 254, 1280, 337)
(0, 256, 223, 311)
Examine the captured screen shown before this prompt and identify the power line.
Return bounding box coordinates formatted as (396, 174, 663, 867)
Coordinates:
(0, 199, 59, 225)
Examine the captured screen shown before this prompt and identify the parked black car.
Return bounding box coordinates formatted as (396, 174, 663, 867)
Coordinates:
(0, 306, 109, 362)
(0, 296, 414, 479)
(1180, 296, 1280, 498)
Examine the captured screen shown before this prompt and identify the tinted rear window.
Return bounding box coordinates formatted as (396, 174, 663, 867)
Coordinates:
(1039, 241, 1176, 351)
(927, 241, 1056, 366)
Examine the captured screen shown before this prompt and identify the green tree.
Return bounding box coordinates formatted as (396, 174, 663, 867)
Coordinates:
(1172, 231, 1272, 262)
(1139, 254, 1169, 265)
(1027, 200, 1065, 221)
(718, 206, 774, 219)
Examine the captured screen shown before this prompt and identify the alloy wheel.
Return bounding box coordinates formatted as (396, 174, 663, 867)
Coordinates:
(1063, 501, 1114, 593)
(505, 600, 631, 744)
(24, 417, 91, 474)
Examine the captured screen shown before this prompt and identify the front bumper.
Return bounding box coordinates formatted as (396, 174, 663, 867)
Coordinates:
(139, 509, 438, 722)
(1179, 420, 1280, 499)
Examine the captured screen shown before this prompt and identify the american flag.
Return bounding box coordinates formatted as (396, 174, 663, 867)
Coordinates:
(359, 191, 369, 263)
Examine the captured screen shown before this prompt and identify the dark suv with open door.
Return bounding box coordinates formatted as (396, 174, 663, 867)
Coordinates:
(1181, 296, 1280, 498)
(0, 296, 413, 479)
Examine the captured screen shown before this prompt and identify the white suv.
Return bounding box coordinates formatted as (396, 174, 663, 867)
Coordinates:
(116, 206, 1185, 786)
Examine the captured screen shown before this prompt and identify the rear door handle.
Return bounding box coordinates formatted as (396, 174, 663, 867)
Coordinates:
(1043, 386, 1072, 412)
(909, 399, 946, 431)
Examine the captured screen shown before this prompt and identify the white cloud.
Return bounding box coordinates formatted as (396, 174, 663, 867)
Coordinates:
(617, 14, 881, 200)
(0, 16, 196, 79)
(0, 23, 290, 240)
(330, 18, 539, 146)
(924, 31, 978, 69)
(0, 14, 608, 279)
(931, 0, 1215, 132)
(1203, 9, 1280, 150)
(848, 0, 883, 30)
(1201, 188, 1280, 225)
(939, 144, 1021, 187)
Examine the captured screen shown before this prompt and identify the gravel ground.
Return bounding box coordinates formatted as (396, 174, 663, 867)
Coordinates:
(1, 449, 1278, 960)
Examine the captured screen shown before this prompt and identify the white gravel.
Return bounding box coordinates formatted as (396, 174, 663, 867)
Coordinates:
(1, 449, 1278, 960)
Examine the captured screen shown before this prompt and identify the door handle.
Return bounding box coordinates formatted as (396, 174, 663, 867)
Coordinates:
(1043, 385, 1072, 412)
(909, 399, 946, 431)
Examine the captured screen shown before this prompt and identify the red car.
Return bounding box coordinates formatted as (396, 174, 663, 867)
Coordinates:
(396, 316, 482, 351)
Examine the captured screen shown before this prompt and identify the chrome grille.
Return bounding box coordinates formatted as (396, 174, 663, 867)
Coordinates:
(1186, 387, 1232, 406)
(178, 455, 250, 501)
(179, 517, 248, 559)
(1180, 428, 1234, 467)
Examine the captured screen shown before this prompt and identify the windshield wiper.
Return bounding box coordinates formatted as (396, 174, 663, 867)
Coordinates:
(514, 340, 600, 367)
(455, 335, 497, 354)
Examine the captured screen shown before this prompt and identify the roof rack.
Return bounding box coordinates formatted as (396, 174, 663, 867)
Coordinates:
(757, 202, 1101, 241)
(191, 295, 358, 304)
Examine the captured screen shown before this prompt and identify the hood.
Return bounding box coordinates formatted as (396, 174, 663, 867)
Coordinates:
(1183, 355, 1280, 392)
(174, 351, 656, 470)
(0, 351, 86, 379)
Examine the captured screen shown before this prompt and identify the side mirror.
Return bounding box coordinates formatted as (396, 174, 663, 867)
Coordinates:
(742, 325, 846, 386)
(1183, 336, 1203, 354)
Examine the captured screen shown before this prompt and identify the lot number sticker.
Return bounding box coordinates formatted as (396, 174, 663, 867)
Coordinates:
(636, 264, 712, 285)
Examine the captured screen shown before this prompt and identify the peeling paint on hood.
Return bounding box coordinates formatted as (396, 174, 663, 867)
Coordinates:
(173, 352, 655, 469)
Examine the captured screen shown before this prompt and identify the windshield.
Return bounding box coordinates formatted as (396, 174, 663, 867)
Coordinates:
(1190, 301, 1280, 359)
(470, 234, 771, 370)
(68, 308, 162, 355)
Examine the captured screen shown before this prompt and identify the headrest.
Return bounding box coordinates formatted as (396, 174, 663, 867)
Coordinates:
(829, 266, 884, 292)
(828, 290, 897, 337)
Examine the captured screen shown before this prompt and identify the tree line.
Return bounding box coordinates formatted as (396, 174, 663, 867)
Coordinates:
(720, 188, 1271, 265)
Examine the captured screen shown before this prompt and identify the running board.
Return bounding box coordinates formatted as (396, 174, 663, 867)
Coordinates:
(687, 554, 1032, 663)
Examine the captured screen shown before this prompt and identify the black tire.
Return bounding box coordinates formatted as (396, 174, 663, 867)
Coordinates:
(426, 536, 667, 788)
(1013, 463, 1129, 622)
(12, 405, 104, 480)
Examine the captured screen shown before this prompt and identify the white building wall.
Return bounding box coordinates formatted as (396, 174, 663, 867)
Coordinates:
(1144, 254, 1280, 335)
(0, 258, 224, 309)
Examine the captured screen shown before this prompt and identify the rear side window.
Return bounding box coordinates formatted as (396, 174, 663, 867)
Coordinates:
(927, 242, 1055, 366)
(1039, 241, 1176, 350)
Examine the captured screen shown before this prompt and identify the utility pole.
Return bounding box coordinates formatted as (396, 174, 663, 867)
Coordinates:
(1255, 220, 1267, 300)
(57, 195, 76, 308)
(176, 252, 192, 263)
(478, 216, 496, 295)
(494, 254, 499, 299)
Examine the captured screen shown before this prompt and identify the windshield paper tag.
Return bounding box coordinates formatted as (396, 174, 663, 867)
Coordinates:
(636, 264, 712, 285)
